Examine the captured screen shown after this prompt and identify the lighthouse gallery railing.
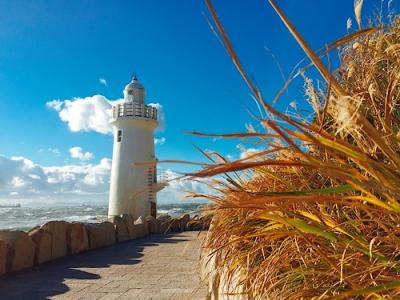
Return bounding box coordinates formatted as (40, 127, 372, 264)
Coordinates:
(112, 102, 157, 120)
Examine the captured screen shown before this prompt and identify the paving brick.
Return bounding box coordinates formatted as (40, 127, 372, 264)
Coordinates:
(98, 292, 124, 300)
(0, 232, 207, 299)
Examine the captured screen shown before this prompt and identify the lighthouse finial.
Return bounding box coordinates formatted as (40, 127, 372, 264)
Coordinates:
(132, 72, 138, 81)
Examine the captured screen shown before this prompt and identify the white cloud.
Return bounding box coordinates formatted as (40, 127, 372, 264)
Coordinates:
(157, 169, 211, 204)
(59, 96, 113, 134)
(0, 155, 211, 205)
(69, 147, 94, 161)
(239, 148, 260, 159)
(99, 78, 107, 87)
(148, 103, 165, 132)
(236, 144, 262, 160)
(46, 96, 165, 135)
(46, 100, 63, 112)
(47, 95, 114, 134)
(11, 176, 25, 188)
(227, 154, 234, 161)
(82, 158, 111, 186)
(0, 155, 111, 202)
(38, 148, 61, 156)
(154, 137, 166, 145)
(48, 148, 61, 156)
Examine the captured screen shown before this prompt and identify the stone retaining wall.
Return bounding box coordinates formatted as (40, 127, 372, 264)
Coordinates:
(0, 213, 210, 277)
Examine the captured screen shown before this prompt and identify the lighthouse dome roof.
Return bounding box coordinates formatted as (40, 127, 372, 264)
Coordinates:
(124, 76, 144, 91)
(123, 75, 145, 104)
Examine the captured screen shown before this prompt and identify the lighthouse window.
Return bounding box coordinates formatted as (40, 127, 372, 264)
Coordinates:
(117, 130, 122, 142)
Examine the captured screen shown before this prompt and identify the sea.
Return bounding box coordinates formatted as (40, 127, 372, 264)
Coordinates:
(0, 203, 205, 231)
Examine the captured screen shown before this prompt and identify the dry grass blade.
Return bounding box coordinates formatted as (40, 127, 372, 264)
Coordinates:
(354, 0, 364, 29)
(198, 1, 400, 299)
(189, 131, 280, 139)
(268, 0, 347, 97)
(268, 0, 400, 168)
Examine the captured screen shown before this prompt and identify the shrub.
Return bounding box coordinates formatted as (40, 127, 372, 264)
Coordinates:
(198, 1, 400, 299)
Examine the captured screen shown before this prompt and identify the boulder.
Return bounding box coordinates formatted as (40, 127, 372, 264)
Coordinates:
(0, 230, 35, 272)
(110, 215, 130, 242)
(157, 214, 171, 222)
(133, 224, 147, 238)
(134, 216, 149, 238)
(157, 215, 171, 233)
(146, 216, 159, 233)
(41, 221, 68, 260)
(101, 222, 117, 246)
(67, 223, 89, 255)
(29, 227, 52, 264)
(135, 215, 145, 224)
(169, 218, 182, 232)
(187, 220, 203, 231)
(0, 240, 6, 276)
(86, 222, 116, 249)
(179, 214, 190, 231)
(85, 223, 104, 249)
(121, 214, 136, 239)
(186, 215, 202, 231)
(187, 215, 212, 231)
(200, 215, 212, 230)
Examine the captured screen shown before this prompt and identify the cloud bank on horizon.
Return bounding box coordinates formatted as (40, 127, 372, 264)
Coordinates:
(0, 154, 209, 205)
(0, 155, 111, 204)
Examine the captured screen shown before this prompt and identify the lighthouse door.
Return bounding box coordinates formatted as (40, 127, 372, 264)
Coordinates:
(150, 201, 156, 218)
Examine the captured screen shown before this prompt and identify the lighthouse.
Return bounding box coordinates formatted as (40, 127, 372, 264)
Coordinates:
(108, 76, 164, 219)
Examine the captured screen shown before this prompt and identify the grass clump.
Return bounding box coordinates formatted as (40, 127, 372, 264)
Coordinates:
(197, 1, 400, 299)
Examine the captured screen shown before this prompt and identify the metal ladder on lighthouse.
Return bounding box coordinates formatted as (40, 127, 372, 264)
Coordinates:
(147, 169, 156, 217)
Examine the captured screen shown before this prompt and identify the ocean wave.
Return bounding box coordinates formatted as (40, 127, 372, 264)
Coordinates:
(0, 203, 204, 231)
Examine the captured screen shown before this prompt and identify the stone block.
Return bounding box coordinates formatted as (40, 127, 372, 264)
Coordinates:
(186, 214, 212, 231)
(86, 222, 116, 249)
(132, 224, 146, 238)
(145, 216, 159, 233)
(67, 223, 89, 255)
(134, 216, 149, 237)
(29, 227, 52, 264)
(0, 240, 6, 276)
(121, 214, 136, 239)
(187, 220, 202, 231)
(179, 214, 190, 231)
(199, 215, 212, 230)
(169, 218, 182, 232)
(157, 214, 171, 222)
(135, 215, 145, 224)
(157, 215, 171, 233)
(0, 230, 35, 272)
(110, 215, 130, 242)
(101, 222, 116, 246)
(86, 223, 104, 249)
(41, 220, 69, 260)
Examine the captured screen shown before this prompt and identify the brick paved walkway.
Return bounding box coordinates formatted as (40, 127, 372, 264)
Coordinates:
(0, 231, 207, 300)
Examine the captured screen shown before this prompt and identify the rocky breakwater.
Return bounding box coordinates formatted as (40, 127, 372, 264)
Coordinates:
(0, 213, 210, 277)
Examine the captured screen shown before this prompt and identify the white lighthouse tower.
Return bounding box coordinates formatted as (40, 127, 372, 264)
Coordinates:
(108, 76, 164, 219)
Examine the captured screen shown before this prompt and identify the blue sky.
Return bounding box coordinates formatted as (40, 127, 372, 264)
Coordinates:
(0, 0, 397, 205)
